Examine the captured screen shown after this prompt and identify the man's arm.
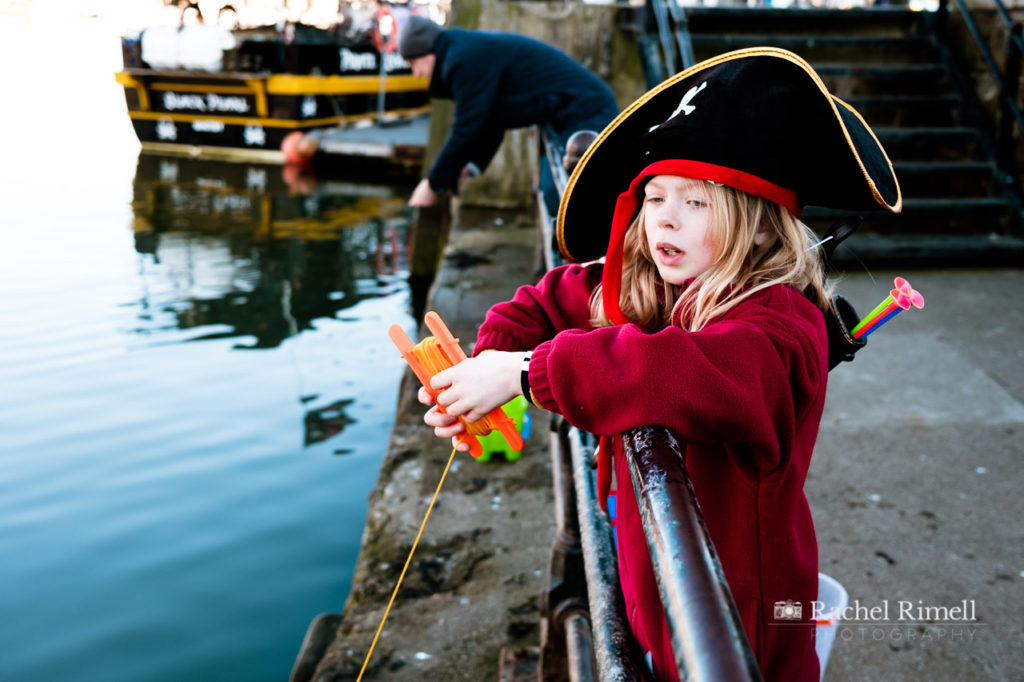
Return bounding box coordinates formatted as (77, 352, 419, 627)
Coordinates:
(425, 51, 504, 194)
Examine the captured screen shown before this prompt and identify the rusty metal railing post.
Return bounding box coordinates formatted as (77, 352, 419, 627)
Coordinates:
(623, 426, 763, 682)
(540, 417, 594, 682)
(566, 426, 652, 681)
(564, 611, 597, 682)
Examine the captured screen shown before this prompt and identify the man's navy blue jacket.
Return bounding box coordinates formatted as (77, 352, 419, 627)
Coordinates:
(425, 28, 618, 194)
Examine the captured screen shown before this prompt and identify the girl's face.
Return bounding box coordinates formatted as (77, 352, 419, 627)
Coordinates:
(642, 175, 715, 285)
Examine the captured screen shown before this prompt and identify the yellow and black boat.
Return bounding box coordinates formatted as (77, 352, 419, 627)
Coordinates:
(115, 14, 430, 163)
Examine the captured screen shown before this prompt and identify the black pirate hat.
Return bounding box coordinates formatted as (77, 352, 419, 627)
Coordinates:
(557, 48, 901, 271)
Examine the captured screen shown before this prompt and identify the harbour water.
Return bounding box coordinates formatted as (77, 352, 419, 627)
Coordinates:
(0, 5, 417, 680)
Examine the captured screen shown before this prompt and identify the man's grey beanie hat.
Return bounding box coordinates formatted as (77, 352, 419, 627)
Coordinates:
(398, 16, 443, 60)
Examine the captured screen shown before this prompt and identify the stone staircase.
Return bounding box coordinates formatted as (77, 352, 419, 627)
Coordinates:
(636, 6, 1024, 266)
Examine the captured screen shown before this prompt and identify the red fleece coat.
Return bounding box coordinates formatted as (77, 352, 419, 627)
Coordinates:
(474, 263, 825, 682)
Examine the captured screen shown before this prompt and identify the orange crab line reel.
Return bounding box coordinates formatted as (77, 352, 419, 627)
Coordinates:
(388, 311, 524, 458)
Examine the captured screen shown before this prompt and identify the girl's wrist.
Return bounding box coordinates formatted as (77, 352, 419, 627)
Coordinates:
(512, 350, 536, 403)
(519, 351, 534, 406)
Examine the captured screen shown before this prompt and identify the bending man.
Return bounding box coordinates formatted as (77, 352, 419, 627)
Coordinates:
(398, 16, 618, 209)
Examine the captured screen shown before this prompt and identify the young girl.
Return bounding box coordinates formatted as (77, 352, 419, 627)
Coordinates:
(418, 48, 900, 681)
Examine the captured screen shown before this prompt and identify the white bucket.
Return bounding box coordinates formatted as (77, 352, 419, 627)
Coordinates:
(815, 572, 848, 680)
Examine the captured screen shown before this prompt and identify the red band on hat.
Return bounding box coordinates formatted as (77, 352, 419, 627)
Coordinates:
(635, 159, 801, 216)
(601, 159, 802, 325)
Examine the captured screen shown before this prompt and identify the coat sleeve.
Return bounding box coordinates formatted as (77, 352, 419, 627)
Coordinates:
(427, 57, 504, 193)
(473, 263, 602, 354)
(466, 124, 506, 178)
(527, 290, 827, 467)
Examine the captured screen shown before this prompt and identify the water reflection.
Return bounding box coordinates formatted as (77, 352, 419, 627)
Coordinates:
(0, 10, 427, 680)
(129, 152, 416, 445)
(130, 153, 414, 344)
(305, 397, 357, 449)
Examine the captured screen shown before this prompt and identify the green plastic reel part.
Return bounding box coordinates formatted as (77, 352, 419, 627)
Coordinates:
(475, 395, 531, 462)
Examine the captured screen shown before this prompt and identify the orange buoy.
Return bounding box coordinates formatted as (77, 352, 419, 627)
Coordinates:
(281, 131, 318, 165)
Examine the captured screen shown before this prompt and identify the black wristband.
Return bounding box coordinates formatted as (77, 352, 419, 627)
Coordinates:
(520, 351, 534, 406)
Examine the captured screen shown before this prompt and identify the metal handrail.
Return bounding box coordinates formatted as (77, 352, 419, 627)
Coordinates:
(543, 415, 594, 681)
(542, 125, 570, 197)
(623, 426, 762, 682)
(543, 421, 764, 681)
(541, 413, 657, 681)
(565, 423, 651, 681)
(536, 125, 569, 273)
(649, 0, 680, 76)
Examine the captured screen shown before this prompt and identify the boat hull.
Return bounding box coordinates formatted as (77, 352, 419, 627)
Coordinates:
(116, 68, 430, 162)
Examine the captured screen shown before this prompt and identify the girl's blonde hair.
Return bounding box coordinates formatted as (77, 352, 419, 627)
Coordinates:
(591, 178, 831, 331)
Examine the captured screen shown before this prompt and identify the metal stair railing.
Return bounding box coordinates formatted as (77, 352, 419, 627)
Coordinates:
(939, 0, 1024, 188)
(637, 0, 1022, 177)
(629, 0, 1024, 258)
(637, 0, 696, 88)
(662, 0, 696, 71)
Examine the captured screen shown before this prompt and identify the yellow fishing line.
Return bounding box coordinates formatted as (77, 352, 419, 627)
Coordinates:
(356, 443, 459, 681)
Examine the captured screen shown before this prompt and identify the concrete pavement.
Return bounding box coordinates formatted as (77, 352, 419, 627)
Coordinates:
(808, 267, 1023, 681)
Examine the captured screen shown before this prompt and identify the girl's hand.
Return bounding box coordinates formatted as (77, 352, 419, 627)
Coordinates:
(431, 351, 526, 423)
(417, 386, 470, 451)
(416, 351, 527, 453)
